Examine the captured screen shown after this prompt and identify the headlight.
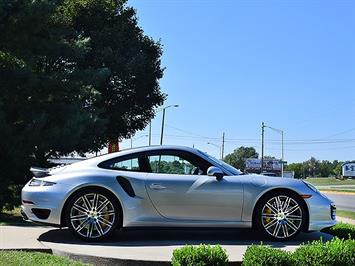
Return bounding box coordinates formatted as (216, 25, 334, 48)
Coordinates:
(29, 178, 56, 187)
(303, 181, 320, 193)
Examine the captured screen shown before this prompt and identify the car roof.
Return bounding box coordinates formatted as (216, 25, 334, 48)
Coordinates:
(70, 145, 203, 168)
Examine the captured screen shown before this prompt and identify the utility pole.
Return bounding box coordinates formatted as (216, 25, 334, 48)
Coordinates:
(262, 123, 284, 177)
(261, 122, 265, 173)
(160, 108, 166, 145)
(221, 132, 225, 160)
(281, 130, 284, 177)
(148, 121, 152, 146)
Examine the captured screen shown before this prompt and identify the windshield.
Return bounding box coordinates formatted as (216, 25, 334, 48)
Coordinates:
(197, 150, 242, 175)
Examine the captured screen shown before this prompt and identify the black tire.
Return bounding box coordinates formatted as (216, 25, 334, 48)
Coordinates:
(254, 191, 305, 241)
(65, 188, 122, 241)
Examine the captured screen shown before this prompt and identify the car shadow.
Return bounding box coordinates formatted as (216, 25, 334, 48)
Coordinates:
(38, 227, 334, 248)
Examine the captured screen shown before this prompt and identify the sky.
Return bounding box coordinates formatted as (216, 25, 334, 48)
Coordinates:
(117, 0, 355, 163)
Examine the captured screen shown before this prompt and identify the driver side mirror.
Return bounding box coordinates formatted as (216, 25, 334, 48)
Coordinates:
(207, 166, 224, 181)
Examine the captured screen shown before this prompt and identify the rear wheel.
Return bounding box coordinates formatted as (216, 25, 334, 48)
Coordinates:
(255, 192, 305, 241)
(65, 188, 121, 241)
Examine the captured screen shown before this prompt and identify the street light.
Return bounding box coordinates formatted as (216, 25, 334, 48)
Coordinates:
(160, 104, 179, 145)
(207, 142, 222, 159)
(263, 124, 284, 177)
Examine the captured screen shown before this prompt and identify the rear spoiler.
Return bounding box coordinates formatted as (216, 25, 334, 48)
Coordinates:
(30, 167, 50, 178)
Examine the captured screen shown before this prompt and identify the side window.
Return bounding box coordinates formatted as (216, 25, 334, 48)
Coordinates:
(107, 157, 140, 171)
(148, 155, 198, 175)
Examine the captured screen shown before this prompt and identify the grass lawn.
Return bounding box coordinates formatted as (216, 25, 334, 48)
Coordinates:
(0, 207, 32, 226)
(320, 189, 355, 194)
(0, 251, 90, 266)
(305, 177, 355, 186)
(337, 210, 355, 220)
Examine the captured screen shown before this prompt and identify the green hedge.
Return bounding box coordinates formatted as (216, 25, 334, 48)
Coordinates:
(322, 222, 355, 239)
(171, 244, 228, 266)
(242, 238, 355, 266)
(242, 245, 291, 266)
(292, 238, 355, 266)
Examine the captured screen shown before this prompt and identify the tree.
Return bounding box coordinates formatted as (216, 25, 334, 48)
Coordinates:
(223, 146, 259, 171)
(318, 160, 333, 177)
(0, 0, 165, 211)
(303, 157, 319, 177)
(333, 161, 343, 177)
(286, 163, 304, 179)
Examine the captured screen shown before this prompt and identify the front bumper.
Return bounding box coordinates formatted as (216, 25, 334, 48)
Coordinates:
(306, 192, 337, 231)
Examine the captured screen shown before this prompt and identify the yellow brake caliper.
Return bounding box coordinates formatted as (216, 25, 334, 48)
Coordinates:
(264, 207, 272, 224)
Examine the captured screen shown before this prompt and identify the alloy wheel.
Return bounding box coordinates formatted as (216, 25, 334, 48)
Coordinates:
(261, 195, 303, 239)
(70, 193, 116, 239)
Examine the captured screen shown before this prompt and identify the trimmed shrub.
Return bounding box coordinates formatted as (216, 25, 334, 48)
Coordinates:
(242, 245, 291, 266)
(292, 238, 355, 266)
(322, 222, 355, 240)
(171, 244, 228, 266)
(242, 238, 355, 266)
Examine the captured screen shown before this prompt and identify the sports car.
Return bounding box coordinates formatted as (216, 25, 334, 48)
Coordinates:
(21, 145, 336, 241)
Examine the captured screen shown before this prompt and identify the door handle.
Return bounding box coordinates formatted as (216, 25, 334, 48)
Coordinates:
(149, 183, 166, 190)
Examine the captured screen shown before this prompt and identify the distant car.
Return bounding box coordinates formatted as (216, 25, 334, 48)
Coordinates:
(22, 145, 336, 241)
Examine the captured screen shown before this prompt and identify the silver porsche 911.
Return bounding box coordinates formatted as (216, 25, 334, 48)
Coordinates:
(21, 145, 336, 241)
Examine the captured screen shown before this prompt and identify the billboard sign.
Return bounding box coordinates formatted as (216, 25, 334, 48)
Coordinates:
(245, 158, 282, 171)
(342, 162, 355, 177)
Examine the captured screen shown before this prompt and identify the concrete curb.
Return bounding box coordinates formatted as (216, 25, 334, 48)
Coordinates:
(0, 248, 52, 253)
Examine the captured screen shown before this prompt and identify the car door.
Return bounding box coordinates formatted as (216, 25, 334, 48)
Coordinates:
(145, 150, 243, 221)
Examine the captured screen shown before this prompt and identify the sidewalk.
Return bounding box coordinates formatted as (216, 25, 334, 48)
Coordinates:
(0, 226, 50, 251)
(0, 226, 334, 264)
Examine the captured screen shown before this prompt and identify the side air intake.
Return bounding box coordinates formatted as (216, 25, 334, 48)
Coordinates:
(116, 176, 135, 197)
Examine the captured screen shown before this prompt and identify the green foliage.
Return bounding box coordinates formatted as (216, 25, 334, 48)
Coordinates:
(242, 245, 291, 266)
(0, 0, 164, 210)
(322, 222, 355, 240)
(292, 238, 355, 266)
(0, 251, 89, 266)
(150, 160, 194, 175)
(223, 146, 258, 171)
(286, 163, 304, 179)
(242, 238, 355, 266)
(286, 159, 344, 179)
(171, 244, 228, 266)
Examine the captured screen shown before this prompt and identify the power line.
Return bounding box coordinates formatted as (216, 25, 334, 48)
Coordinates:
(324, 127, 355, 139)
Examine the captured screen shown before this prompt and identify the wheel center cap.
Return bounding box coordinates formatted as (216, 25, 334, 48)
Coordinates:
(89, 211, 98, 218)
(277, 212, 286, 220)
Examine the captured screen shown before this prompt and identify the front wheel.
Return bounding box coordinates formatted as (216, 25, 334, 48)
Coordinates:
(255, 192, 305, 241)
(65, 188, 121, 241)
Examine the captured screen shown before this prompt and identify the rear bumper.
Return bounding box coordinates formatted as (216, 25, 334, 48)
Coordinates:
(20, 208, 29, 221)
(21, 181, 73, 226)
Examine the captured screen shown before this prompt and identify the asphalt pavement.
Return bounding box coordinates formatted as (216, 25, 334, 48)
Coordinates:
(323, 192, 355, 212)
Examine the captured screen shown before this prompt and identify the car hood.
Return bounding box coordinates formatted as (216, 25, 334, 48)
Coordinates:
(242, 173, 306, 188)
